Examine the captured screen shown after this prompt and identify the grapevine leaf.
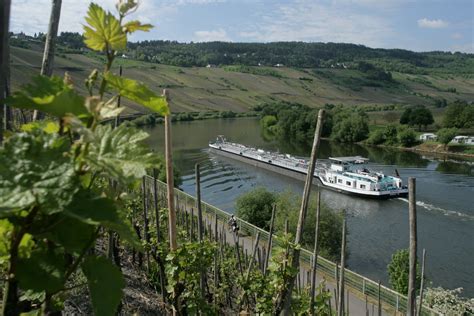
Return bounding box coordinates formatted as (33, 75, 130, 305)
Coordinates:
(41, 215, 95, 253)
(64, 190, 140, 248)
(85, 124, 161, 184)
(123, 20, 153, 33)
(17, 249, 66, 293)
(83, 3, 126, 52)
(82, 256, 125, 316)
(6, 76, 88, 118)
(104, 72, 169, 115)
(0, 131, 79, 215)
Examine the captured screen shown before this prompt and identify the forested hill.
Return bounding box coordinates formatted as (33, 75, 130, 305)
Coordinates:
(45, 32, 474, 75)
(127, 41, 473, 74)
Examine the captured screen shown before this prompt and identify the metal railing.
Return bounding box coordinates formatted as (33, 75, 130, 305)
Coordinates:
(146, 175, 438, 315)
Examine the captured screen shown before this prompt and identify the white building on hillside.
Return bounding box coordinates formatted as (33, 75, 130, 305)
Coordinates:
(419, 133, 437, 142)
(451, 136, 474, 145)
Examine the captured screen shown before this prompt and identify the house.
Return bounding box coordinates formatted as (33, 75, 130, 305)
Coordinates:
(419, 133, 437, 142)
(206, 64, 216, 68)
(451, 136, 474, 145)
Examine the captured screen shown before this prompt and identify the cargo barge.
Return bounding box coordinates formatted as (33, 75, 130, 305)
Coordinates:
(209, 135, 409, 199)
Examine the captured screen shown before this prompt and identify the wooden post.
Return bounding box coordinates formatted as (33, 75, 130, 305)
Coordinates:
(164, 92, 177, 251)
(142, 177, 150, 272)
(407, 177, 417, 316)
(264, 204, 276, 275)
(33, 0, 62, 121)
(416, 249, 426, 316)
(195, 164, 204, 241)
(153, 169, 166, 302)
(280, 109, 324, 316)
(0, 0, 11, 143)
(233, 234, 244, 278)
(243, 232, 260, 309)
(377, 280, 381, 316)
(114, 65, 123, 128)
(195, 163, 205, 302)
(337, 212, 346, 316)
(310, 191, 321, 316)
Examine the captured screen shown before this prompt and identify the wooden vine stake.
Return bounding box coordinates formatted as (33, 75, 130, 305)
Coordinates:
(152, 168, 166, 302)
(309, 191, 321, 316)
(407, 177, 417, 316)
(263, 204, 276, 275)
(337, 211, 346, 316)
(280, 109, 324, 316)
(34, 0, 62, 121)
(0, 0, 11, 143)
(164, 90, 177, 252)
(195, 163, 206, 301)
(416, 248, 427, 316)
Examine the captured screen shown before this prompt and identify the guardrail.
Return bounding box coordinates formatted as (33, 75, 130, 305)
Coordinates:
(146, 175, 438, 315)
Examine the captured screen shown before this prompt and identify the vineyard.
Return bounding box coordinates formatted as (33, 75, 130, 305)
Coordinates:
(0, 1, 457, 315)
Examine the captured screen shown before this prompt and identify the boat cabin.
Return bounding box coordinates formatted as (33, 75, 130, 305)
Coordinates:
(329, 156, 369, 172)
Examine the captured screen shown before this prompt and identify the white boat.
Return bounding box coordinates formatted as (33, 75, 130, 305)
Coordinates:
(209, 135, 408, 199)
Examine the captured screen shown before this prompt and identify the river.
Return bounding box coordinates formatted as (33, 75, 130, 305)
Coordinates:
(145, 117, 474, 297)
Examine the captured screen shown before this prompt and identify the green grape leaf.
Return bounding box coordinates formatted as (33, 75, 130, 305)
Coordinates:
(83, 3, 126, 52)
(41, 215, 96, 253)
(85, 124, 161, 184)
(64, 190, 140, 248)
(17, 249, 66, 293)
(123, 20, 153, 33)
(82, 256, 125, 316)
(104, 73, 169, 115)
(21, 121, 60, 134)
(6, 76, 88, 118)
(0, 131, 79, 215)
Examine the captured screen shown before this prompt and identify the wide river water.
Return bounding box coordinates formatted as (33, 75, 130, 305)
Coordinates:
(145, 118, 474, 297)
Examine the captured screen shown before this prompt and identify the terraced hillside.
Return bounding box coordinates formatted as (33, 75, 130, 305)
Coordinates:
(10, 44, 474, 113)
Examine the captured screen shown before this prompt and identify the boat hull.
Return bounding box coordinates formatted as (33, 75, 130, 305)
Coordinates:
(209, 146, 408, 199)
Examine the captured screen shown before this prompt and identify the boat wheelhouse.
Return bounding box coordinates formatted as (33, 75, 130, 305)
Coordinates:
(209, 136, 408, 199)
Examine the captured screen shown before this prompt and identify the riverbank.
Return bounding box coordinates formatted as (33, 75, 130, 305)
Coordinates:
(364, 142, 474, 160)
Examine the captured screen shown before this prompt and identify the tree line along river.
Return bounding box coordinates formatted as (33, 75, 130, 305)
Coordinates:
(145, 117, 474, 297)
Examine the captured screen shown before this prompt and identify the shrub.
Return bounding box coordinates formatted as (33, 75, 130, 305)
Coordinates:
(236, 187, 277, 230)
(397, 126, 417, 147)
(387, 249, 421, 295)
(437, 128, 457, 149)
(366, 129, 385, 145)
(423, 287, 474, 315)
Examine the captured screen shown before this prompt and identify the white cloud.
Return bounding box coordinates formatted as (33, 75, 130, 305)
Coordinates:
(194, 28, 230, 42)
(237, 1, 393, 47)
(417, 18, 448, 29)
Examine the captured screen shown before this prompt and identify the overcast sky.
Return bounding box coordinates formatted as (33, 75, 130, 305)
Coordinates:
(10, 0, 474, 53)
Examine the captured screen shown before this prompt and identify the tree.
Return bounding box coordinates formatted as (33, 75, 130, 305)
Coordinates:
(397, 126, 417, 147)
(236, 187, 276, 230)
(331, 115, 369, 143)
(387, 249, 422, 295)
(400, 105, 434, 130)
(437, 128, 457, 150)
(443, 100, 474, 128)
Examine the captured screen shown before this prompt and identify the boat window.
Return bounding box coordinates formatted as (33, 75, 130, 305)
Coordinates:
(346, 181, 351, 186)
(337, 179, 342, 184)
(360, 184, 366, 189)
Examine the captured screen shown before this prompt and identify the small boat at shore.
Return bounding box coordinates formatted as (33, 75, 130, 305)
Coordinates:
(209, 135, 408, 199)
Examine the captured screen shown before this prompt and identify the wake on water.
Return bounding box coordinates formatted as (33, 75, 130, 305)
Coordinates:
(397, 198, 474, 221)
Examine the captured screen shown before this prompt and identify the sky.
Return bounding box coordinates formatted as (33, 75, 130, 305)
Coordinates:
(10, 0, 474, 53)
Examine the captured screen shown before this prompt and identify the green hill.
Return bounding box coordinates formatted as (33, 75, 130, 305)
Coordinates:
(9, 44, 474, 114)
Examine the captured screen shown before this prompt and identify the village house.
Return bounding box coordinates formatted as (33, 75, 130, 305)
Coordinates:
(419, 133, 437, 142)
